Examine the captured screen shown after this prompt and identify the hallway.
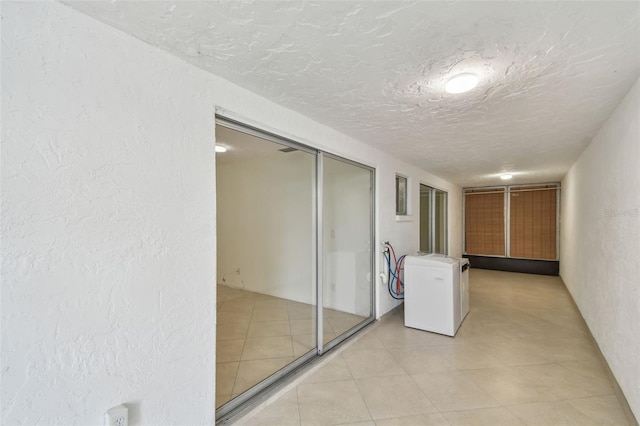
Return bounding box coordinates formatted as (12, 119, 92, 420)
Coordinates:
(237, 269, 629, 425)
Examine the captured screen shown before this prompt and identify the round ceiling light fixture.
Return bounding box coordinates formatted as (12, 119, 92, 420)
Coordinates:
(500, 173, 513, 180)
(215, 145, 228, 153)
(445, 73, 479, 94)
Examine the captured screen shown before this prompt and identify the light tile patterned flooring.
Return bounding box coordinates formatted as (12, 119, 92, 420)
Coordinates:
(234, 269, 631, 425)
(216, 285, 365, 407)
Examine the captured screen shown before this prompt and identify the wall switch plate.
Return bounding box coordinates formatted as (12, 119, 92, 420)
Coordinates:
(105, 405, 128, 426)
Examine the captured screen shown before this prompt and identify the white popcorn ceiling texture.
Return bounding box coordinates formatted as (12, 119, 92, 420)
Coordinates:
(67, 1, 640, 186)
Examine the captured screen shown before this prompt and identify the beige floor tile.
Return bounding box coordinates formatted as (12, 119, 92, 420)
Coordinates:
(216, 361, 239, 395)
(507, 401, 601, 425)
(218, 286, 255, 302)
(219, 271, 631, 425)
(323, 307, 351, 318)
(374, 413, 450, 426)
(336, 422, 376, 426)
(565, 395, 629, 425)
(217, 287, 303, 406)
(218, 299, 255, 314)
(289, 319, 314, 335)
(516, 362, 613, 399)
(252, 306, 290, 322)
(455, 316, 510, 340)
(216, 339, 244, 363)
(289, 318, 332, 335)
(291, 334, 318, 357)
(387, 346, 453, 374)
(558, 358, 609, 380)
(322, 332, 340, 345)
(464, 366, 558, 405)
(233, 357, 294, 394)
(290, 331, 335, 356)
(303, 355, 353, 384)
(356, 375, 437, 419)
(347, 332, 385, 351)
(499, 318, 571, 341)
(253, 298, 289, 309)
(297, 379, 372, 426)
(526, 336, 600, 362)
(216, 393, 232, 407)
(216, 321, 250, 341)
(442, 407, 525, 425)
(254, 293, 283, 301)
(239, 388, 300, 426)
(430, 344, 503, 370)
(410, 371, 500, 412)
(241, 335, 293, 360)
(218, 310, 253, 325)
(247, 320, 292, 338)
(374, 325, 459, 349)
(343, 348, 407, 379)
(329, 314, 367, 336)
(288, 302, 317, 320)
(474, 339, 553, 366)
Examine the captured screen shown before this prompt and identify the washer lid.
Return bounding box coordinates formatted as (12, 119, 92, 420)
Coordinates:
(405, 253, 459, 266)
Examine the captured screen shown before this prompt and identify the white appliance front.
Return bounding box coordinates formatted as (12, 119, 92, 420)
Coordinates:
(460, 258, 470, 323)
(404, 254, 462, 336)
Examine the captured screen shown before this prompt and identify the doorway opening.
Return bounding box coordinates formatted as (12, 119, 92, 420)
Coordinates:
(419, 184, 448, 254)
(215, 116, 375, 419)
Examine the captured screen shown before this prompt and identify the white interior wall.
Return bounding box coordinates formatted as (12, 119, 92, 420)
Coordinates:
(2, 2, 462, 424)
(216, 151, 316, 304)
(2, 4, 221, 426)
(372, 164, 463, 315)
(560, 77, 640, 420)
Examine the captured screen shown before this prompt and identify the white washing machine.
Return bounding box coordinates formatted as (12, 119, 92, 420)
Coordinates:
(404, 254, 470, 336)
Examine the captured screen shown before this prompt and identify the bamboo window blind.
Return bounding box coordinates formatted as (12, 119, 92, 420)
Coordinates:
(464, 188, 505, 256)
(509, 186, 557, 260)
(464, 184, 559, 260)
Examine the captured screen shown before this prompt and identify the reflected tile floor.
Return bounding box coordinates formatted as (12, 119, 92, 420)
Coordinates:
(235, 269, 631, 425)
(216, 285, 366, 407)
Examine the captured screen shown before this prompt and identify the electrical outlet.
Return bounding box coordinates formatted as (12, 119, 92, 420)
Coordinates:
(381, 241, 390, 254)
(105, 405, 128, 426)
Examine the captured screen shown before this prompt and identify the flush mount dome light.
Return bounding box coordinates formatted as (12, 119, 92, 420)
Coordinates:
(215, 145, 228, 153)
(500, 174, 513, 180)
(445, 73, 479, 94)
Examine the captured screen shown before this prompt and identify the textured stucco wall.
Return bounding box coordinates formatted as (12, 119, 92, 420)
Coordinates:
(1, 3, 219, 425)
(560, 78, 640, 420)
(1, 2, 461, 424)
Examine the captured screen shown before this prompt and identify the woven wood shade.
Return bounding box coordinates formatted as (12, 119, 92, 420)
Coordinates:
(465, 189, 505, 256)
(509, 186, 557, 260)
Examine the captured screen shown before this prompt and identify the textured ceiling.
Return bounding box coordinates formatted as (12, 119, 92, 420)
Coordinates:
(66, 1, 640, 187)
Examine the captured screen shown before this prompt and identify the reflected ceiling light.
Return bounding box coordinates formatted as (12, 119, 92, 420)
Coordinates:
(215, 145, 228, 153)
(445, 73, 478, 94)
(500, 174, 513, 180)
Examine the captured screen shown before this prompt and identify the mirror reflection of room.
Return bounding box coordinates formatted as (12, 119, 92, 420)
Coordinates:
(215, 125, 373, 408)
